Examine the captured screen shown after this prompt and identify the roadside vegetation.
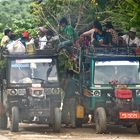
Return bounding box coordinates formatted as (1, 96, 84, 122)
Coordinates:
(0, 0, 139, 38)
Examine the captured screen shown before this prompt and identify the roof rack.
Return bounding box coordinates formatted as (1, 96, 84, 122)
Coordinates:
(83, 46, 140, 60)
(2, 48, 58, 59)
(84, 46, 140, 56)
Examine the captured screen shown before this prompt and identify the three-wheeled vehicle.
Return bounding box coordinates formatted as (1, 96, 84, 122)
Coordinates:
(0, 50, 62, 132)
(74, 47, 140, 133)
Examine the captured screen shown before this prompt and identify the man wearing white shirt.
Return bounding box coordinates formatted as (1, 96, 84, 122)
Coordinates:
(6, 34, 25, 54)
(38, 26, 48, 50)
(121, 27, 140, 47)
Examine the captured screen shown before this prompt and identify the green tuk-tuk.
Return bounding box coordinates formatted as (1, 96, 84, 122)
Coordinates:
(74, 47, 140, 133)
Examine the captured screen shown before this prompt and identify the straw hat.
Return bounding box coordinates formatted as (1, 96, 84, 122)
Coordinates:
(129, 27, 137, 33)
(38, 26, 48, 33)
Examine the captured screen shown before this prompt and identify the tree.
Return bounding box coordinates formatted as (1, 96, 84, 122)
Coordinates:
(0, 0, 139, 39)
(0, 0, 37, 38)
(30, 0, 102, 35)
(99, 0, 140, 32)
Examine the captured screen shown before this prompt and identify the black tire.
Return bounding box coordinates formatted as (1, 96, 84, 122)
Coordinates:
(76, 118, 82, 128)
(0, 113, 7, 129)
(10, 106, 19, 132)
(136, 122, 140, 134)
(53, 107, 61, 132)
(95, 107, 107, 134)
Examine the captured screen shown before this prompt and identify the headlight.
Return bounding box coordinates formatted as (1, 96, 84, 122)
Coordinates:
(10, 89, 17, 95)
(32, 90, 44, 98)
(91, 90, 101, 97)
(29, 87, 44, 98)
(8, 89, 26, 96)
(136, 90, 140, 96)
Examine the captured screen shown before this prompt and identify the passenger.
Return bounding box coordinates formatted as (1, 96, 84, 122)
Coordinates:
(19, 32, 30, 47)
(58, 17, 78, 51)
(19, 32, 35, 53)
(45, 30, 59, 49)
(6, 34, 25, 54)
(121, 27, 140, 47)
(38, 26, 48, 50)
(1, 28, 12, 48)
(80, 21, 100, 43)
(62, 70, 76, 128)
(92, 21, 112, 47)
(47, 30, 59, 41)
(18, 71, 32, 83)
(105, 21, 119, 46)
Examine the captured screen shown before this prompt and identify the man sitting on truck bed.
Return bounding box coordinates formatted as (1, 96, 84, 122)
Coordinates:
(92, 21, 112, 48)
(121, 27, 140, 48)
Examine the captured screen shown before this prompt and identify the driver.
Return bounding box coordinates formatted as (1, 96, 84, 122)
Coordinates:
(18, 70, 32, 83)
(19, 77, 32, 83)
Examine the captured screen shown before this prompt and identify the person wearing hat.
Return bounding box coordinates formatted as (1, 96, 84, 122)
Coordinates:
(19, 31, 30, 47)
(38, 26, 48, 50)
(121, 27, 140, 47)
(19, 31, 35, 54)
(1, 28, 12, 48)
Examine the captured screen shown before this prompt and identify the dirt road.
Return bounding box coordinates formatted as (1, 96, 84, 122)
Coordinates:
(0, 124, 140, 140)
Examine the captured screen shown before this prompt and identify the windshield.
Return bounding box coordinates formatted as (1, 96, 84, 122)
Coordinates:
(94, 61, 140, 84)
(10, 58, 58, 84)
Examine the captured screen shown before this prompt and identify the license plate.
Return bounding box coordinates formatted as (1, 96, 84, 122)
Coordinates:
(119, 112, 140, 119)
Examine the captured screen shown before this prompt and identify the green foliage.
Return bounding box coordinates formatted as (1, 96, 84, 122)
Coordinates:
(31, 0, 140, 35)
(101, 0, 140, 32)
(0, 0, 139, 38)
(30, 0, 104, 35)
(58, 52, 76, 80)
(12, 18, 38, 37)
(0, 58, 6, 70)
(0, 0, 37, 39)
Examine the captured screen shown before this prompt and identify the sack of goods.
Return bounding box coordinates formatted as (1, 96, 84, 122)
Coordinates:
(7, 40, 25, 54)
